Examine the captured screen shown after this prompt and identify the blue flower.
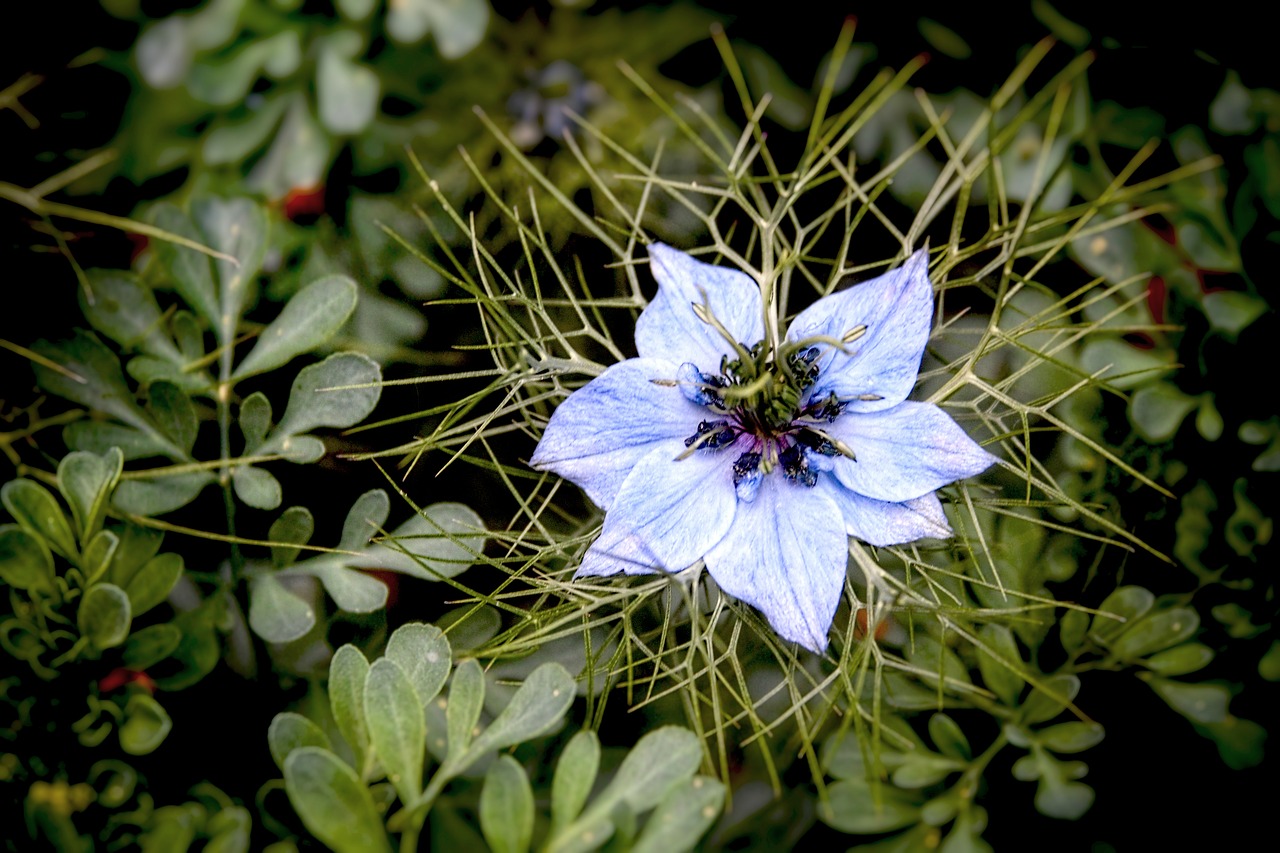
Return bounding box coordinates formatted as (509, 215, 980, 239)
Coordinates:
(531, 244, 996, 652)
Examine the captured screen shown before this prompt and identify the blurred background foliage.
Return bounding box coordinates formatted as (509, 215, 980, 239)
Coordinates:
(2, 1, 1276, 850)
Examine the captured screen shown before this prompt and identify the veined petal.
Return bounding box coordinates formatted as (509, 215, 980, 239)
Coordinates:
(826, 401, 996, 502)
(786, 248, 932, 411)
(636, 243, 765, 368)
(818, 480, 954, 547)
(531, 358, 704, 510)
(592, 438, 737, 573)
(577, 523, 663, 577)
(705, 477, 847, 652)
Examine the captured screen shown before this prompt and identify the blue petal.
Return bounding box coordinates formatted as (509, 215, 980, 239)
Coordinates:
(705, 476, 847, 652)
(531, 358, 706, 510)
(818, 480, 954, 546)
(636, 244, 765, 368)
(577, 524, 664, 577)
(786, 248, 932, 411)
(585, 438, 737, 574)
(826, 401, 997, 502)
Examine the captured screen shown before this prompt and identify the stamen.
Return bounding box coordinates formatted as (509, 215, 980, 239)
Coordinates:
(779, 444, 817, 487)
(677, 362, 727, 408)
(682, 420, 736, 451)
(732, 451, 763, 501)
(843, 324, 868, 344)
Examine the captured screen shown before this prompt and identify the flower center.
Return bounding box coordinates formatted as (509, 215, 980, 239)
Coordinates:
(673, 341, 857, 501)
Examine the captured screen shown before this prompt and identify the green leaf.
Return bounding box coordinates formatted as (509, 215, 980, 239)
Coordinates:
(337, 0, 376, 20)
(589, 726, 703, 816)
(122, 623, 182, 669)
(1259, 640, 1280, 682)
(463, 662, 574, 765)
(818, 778, 920, 834)
(78, 583, 132, 649)
(0, 524, 55, 592)
(82, 529, 119, 585)
(80, 271, 180, 360)
(329, 644, 371, 761)
(64, 422, 171, 462)
(446, 659, 486, 760)
(147, 382, 198, 454)
(1210, 71, 1255, 134)
(1038, 722, 1104, 754)
(269, 711, 333, 772)
(113, 472, 215, 516)
(107, 521, 164, 588)
(124, 552, 183, 616)
(362, 502, 486, 580)
(551, 731, 600, 833)
(192, 196, 269, 345)
(246, 94, 330, 199)
(1020, 674, 1080, 725)
(631, 775, 726, 853)
(976, 624, 1024, 706)
(1109, 607, 1200, 661)
(204, 806, 252, 853)
(338, 490, 391, 551)
(240, 392, 272, 452)
(249, 574, 315, 643)
(151, 204, 218, 330)
(480, 755, 534, 853)
(928, 713, 971, 761)
(1147, 678, 1230, 724)
(1130, 383, 1197, 442)
(918, 18, 971, 60)
(119, 694, 173, 755)
(204, 95, 289, 165)
(305, 564, 387, 613)
(1146, 642, 1215, 676)
(2, 479, 77, 559)
(1199, 715, 1266, 770)
(364, 658, 425, 804)
(137, 16, 192, 88)
(154, 594, 221, 691)
(58, 448, 124, 541)
(317, 51, 379, 135)
(1035, 778, 1094, 820)
(1059, 609, 1089, 653)
(258, 354, 382, 460)
(232, 466, 283, 510)
(1090, 585, 1154, 641)
(892, 753, 963, 788)
(385, 622, 452, 706)
(270, 506, 313, 568)
(233, 275, 359, 381)
(1078, 338, 1173, 390)
(284, 747, 391, 853)
(1203, 291, 1267, 339)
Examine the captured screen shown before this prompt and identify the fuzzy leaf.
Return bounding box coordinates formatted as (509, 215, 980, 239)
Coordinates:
(306, 564, 387, 613)
(270, 506, 314, 568)
(113, 472, 216, 516)
(0, 525, 55, 592)
(80, 271, 180, 360)
(364, 658, 425, 804)
(122, 623, 182, 669)
(119, 694, 173, 755)
(361, 502, 485, 580)
(78, 583, 132, 649)
(1, 479, 77, 559)
(631, 775, 726, 853)
(249, 574, 315, 643)
(146, 382, 198, 454)
(551, 731, 600, 833)
(240, 392, 273, 452)
(385, 622, 451, 707)
(58, 448, 124, 542)
(284, 747, 391, 853)
(1110, 607, 1200, 661)
(151, 204, 218, 330)
(329, 645, 371, 760)
(317, 52, 378, 135)
(259, 353, 381, 460)
(465, 663, 574, 763)
(124, 552, 183, 616)
(233, 275, 359, 380)
(976, 624, 1024, 706)
(232, 465, 283, 510)
(269, 712, 333, 772)
(480, 755, 534, 853)
(447, 659, 486, 760)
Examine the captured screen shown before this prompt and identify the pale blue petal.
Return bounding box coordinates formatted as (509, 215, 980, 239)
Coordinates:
(826, 401, 997, 502)
(636, 243, 765, 368)
(818, 480, 953, 546)
(576, 523, 663, 577)
(705, 477, 847, 652)
(786, 249, 932, 411)
(588, 438, 737, 573)
(531, 358, 704, 510)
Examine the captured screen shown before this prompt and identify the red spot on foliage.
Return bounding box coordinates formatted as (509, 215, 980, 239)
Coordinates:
(1146, 276, 1167, 324)
(127, 233, 149, 264)
(99, 668, 156, 694)
(364, 569, 400, 609)
(282, 185, 326, 222)
(853, 608, 890, 641)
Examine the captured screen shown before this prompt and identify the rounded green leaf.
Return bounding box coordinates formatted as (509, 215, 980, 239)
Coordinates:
(147, 381, 198, 454)
(338, 489, 391, 551)
(136, 17, 192, 89)
(2, 479, 77, 559)
(1146, 642, 1215, 676)
(976, 624, 1024, 706)
(928, 713, 971, 761)
(284, 747, 391, 853)
(270, 506, 314, 568)
(425, 0, 490, 58)
(232, 465, 283, 510)
(0, 524, 55, 592)
(1110, 607, 1200, 661)
(364, 658, 425, 805)
(480, 755, 534, 853)
(124, 552, 183, 616)
(1147, 677, 1230, 724)
(1038, 722, 1104, 754)
(317, 52, 379, 135)
(446, 659, 486, 760)
(259, 354, 382, 458)
(269, 711, 333, 772)
(1059, 608, 1089, 653)
(119, 693, 173, 755)
(240, 392, 273, 452)
(113, 471, 216, 516)
(818, 778, 921, 834)
(82, 529, 120, 585)
(1035, 779, 1094, 820)
(385, 622, 451, 706)
(551, 730, 600, 832)
(249, 574, 315, 643)
(892, 753, 962, 789)
(204, 806, 252, 853)
(329, 644, 371, 759)
(307, 564, 388, 613)
(78, 583, 132, 649)
(123, 623, 182, 670)
(1020, 674, 1081, 724)
(58, 448, 124, 541)
(592, 726, 703, 816)
(631, 775, 726, 853)
(233, 275, 359, 381)
(1130, 383, 1197, 442)
(362, 502, 486, 581)
(466, 663, 574, 763)
(1090, 585, 1155, 641)
(80, 270, 179, 359)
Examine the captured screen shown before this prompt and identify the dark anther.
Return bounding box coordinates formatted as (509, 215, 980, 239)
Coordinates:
(798, 428, 840, 456)
(684, 420, 736, 449)
(779, 444, 818, 487)
(732, 451, 762, 486)
(805, 391, 844, 422)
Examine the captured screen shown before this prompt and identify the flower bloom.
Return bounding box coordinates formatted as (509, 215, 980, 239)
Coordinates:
(532, 244, 995, 651)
